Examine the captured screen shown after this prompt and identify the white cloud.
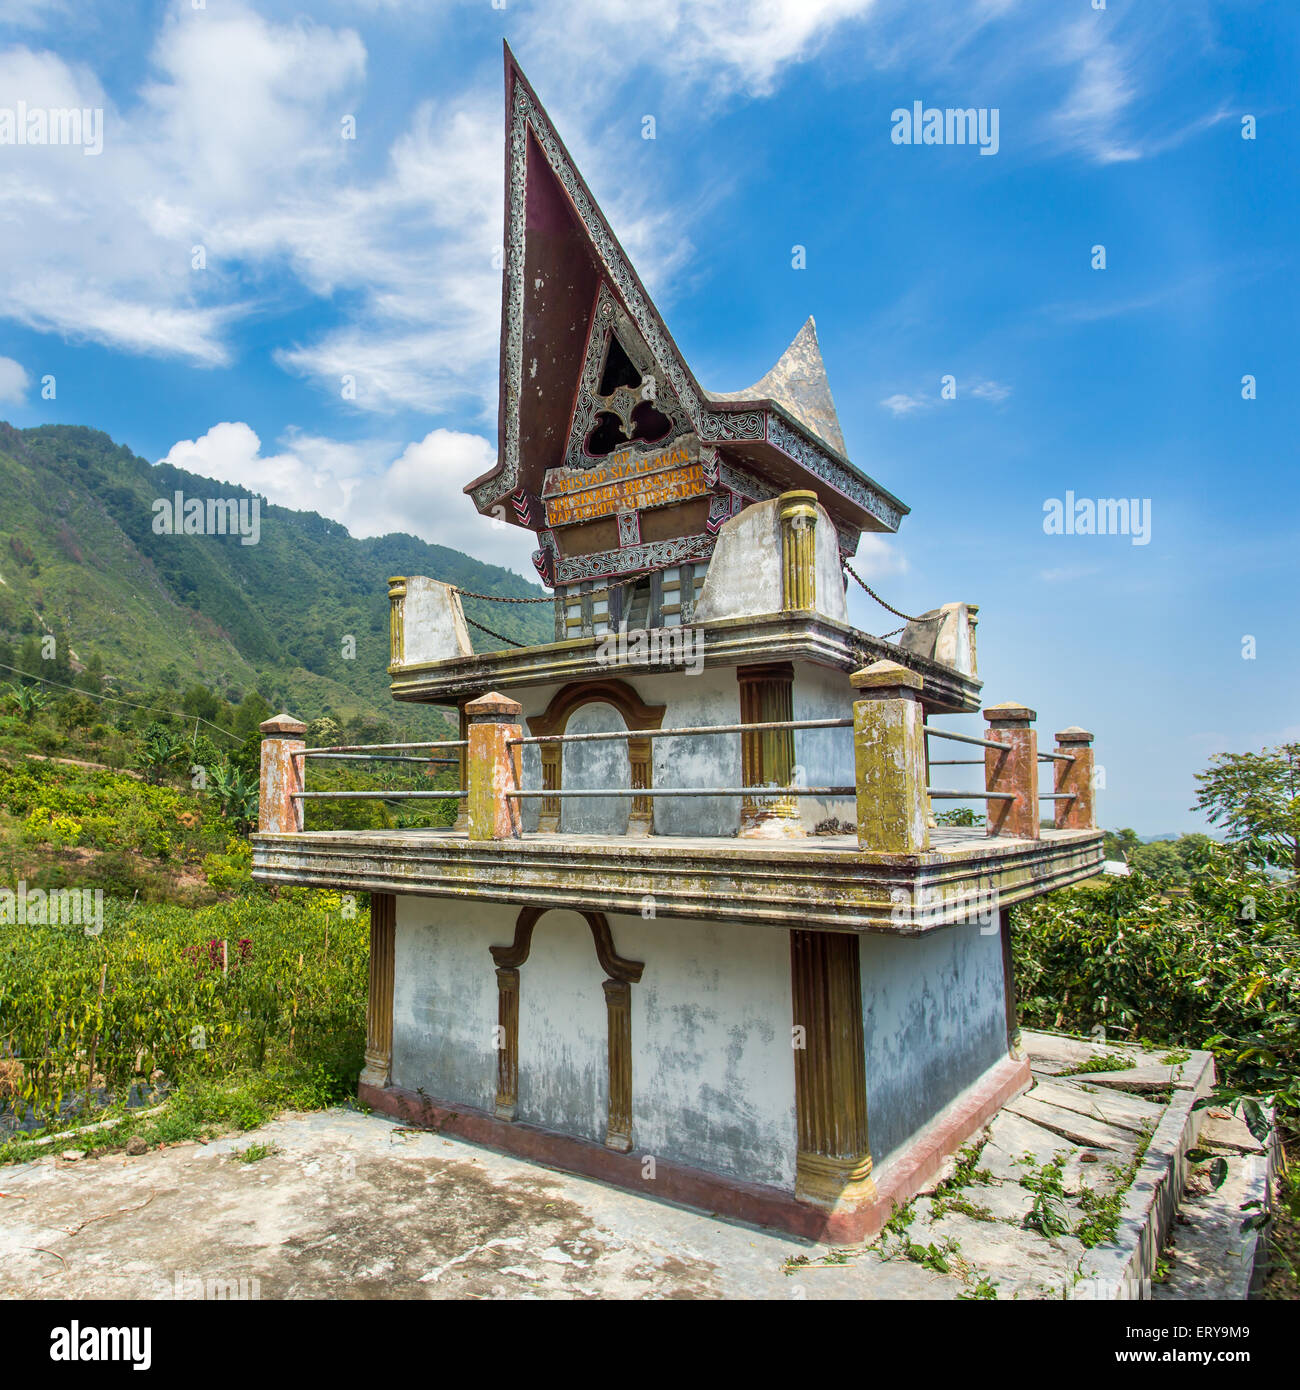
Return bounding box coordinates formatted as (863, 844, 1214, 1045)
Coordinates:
(0, 0, 1227, 425)
(881, 378, 1008, 413)
(518, 0, 880, 103)
(880, 392, 929, 416)
(0, 10, 365, 366)
(0, 1, 69, 29)
(1048, 18, 1141, 164)
(0, 356, 30, 405)
(159, 420, 537, 576)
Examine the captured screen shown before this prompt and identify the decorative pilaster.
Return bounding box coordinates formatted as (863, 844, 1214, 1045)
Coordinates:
(851, 661, 929, 854)
(257, 713, 307, 834)
(737, 661, 801, 838)
(984, 702, 1039, 840)
(790, 929, 874, 1208)
(627, 734, 653, 837)
(779, 490, 818, 612)
(361, 892, 396, 1088)
(538, 743, 562, 833)
(387, 577, 407, 668)
(1053, 727, 1096, 830)
(603, 978, 634, 1151)
(494, 966, 520, 1118)
(998, 906, 1022, 1055)
(466, 692, 523, 841)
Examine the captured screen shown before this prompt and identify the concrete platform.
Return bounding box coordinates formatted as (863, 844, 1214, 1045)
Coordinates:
(0, 1031, 1252, 1301)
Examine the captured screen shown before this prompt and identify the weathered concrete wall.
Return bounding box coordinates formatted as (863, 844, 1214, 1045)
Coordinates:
(391, 896, 498, 1112)
(791, 661, 856, 828)
(641, 670, 741, 836)
(514, 909, 609, 1144)
(390, 895, 797, 1189)
(560, 702, 632, 836)
(401, 577, 473, 665)
(517, 664, 856, 836)
(693, 498, 848, 625)
(612, 912, 797, 1188)
(518, 669, 743, 837)
(860, 922, 1008, 1165)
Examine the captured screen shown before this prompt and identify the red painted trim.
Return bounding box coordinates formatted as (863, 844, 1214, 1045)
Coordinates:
(358, 1053, 1031, 1245)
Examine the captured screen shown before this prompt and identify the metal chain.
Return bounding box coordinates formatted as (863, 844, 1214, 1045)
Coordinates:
(841, 559, 921, 623)
(453, 571, 647, 605)
(459, 572, 651, 650)
(452, 587, 552, 604)
(463, 614, 525, 648)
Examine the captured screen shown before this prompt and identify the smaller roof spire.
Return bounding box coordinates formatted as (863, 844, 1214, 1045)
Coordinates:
(707, 316, 846, 456)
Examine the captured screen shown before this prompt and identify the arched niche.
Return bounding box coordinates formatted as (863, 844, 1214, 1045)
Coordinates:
(526, 679, 665, 836)
(490, 906, 644, 1152)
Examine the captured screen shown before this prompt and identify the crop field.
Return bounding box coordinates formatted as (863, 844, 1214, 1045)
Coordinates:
(0, 892, 368, 1138)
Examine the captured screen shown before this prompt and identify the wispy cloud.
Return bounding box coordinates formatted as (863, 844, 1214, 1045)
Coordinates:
(881, 377, 1009, 414)
(880, 392, 929, 416)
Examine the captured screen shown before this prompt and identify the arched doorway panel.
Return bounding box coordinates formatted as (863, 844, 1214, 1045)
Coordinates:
(490, 906, 644, 1152)
(527, 679, 665, 835)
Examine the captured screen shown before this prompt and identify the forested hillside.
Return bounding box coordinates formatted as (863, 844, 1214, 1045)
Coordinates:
(0, 423, 549, 730)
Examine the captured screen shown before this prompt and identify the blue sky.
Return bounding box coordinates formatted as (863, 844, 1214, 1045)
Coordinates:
(0, 0, 1295, 834)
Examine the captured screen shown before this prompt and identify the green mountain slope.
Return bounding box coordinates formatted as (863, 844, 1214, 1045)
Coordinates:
(0, 423, 549, 728)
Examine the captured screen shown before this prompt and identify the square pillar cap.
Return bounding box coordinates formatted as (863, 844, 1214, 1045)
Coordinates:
(260, 712, 307, 736)
(466, 691, 523, 722)
(983, 701, 1036, 724)
(851, 659, 924, 694)
(1056, 725, 1094, 744)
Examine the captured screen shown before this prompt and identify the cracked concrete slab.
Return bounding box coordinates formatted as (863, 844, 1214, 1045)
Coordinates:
(0, 1031, 1250, 1301)
(0, 1108, 949, 1301)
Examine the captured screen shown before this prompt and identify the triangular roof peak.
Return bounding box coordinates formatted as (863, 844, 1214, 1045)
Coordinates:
(465, 45, 907, 568)
(706, 317, 846, 457)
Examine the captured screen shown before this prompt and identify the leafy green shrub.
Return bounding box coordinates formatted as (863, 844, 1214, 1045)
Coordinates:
(1014, 845, 1299, 1123)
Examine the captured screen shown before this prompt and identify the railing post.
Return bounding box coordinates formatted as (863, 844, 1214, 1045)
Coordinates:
(466, 692, 523, 841)
(453, 698, 472, 832)
(779, 490, 819, 612)
(851, 660, 929, 853)
(1054, 726, 1095, 830)
(984, 702, 1038, 840)
(258, 713, 307, 833)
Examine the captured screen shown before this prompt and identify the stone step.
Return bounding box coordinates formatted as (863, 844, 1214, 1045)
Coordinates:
(1027, 1078, 1164, 1135)
(1007, 1093, 1136, 1152)
(981, 1109, 1079, 1183)
(1151, 1144, 1274, 1301)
